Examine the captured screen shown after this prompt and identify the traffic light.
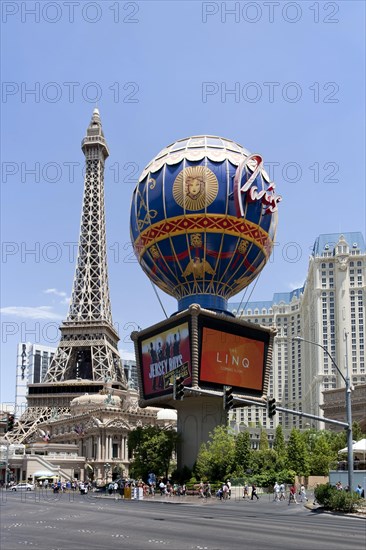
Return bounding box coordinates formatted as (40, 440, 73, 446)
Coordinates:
(223, 386, 234, 411)
(267, 397, 276, 418)
(7, 414, 15, 432)
(174, 376, 185, 401)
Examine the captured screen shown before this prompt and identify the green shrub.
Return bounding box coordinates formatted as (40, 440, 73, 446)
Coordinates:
(314, 483, 359, 512)
(314, 483, 335, 508)
(330, 490, 359, 513)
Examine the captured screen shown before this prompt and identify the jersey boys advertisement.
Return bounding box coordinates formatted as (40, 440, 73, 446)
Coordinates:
(200, 327, 265, 392)
(141, 321, 191, 399)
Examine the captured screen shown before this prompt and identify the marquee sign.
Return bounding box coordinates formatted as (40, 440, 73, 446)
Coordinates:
(200, 327, 265, 392)
(137, 319, 192, 400)
(132, 305, 274, 408)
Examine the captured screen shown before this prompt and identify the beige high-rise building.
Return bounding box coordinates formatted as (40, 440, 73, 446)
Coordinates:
(228, 232, 365, 431)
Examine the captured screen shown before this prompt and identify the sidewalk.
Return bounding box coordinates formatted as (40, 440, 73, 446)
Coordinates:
(93, 493, 219, 505)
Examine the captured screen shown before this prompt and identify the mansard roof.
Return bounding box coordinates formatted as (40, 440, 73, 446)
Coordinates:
(312, 232, 365, 256)
(229, 287, 304, 314)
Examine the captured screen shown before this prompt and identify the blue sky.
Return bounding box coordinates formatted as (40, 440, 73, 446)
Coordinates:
(1, 1, 365, 404)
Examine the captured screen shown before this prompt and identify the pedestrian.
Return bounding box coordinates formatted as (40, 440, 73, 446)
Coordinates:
(222, 482, 229, 500)
(273, 482, 280, 501)
(288, 484, 298, 505)
(243, 483, 249, 499)
(227, 480, 232, 499)
(299, 484, 308, 502)
(205, 482, 212, 498)
(279, 483, 285, 501)
(251, 483, 259, 500)
(159, 481, 165, 495)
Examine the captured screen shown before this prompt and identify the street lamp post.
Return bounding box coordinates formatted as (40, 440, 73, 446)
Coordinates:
(294, 336, 353, 491)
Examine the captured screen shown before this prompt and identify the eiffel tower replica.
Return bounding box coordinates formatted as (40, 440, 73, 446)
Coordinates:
(6, 109, 127, 443)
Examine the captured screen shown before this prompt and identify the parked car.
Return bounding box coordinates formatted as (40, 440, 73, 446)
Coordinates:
(11, 482, 35, 491)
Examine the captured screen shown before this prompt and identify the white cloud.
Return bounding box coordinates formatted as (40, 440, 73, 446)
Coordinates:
(44, 288, 67, 298)
(0, 306, 63, 320)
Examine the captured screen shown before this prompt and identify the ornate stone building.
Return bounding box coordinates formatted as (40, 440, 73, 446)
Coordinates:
(1, 385, 176, 484)
(322, 384, 366, 433)
(35, 385, 165, 482)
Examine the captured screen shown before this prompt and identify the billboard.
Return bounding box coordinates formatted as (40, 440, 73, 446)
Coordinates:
(133, 305, 274, 406)
(139, 321, 191, 399)
(199, 324, 267, 394)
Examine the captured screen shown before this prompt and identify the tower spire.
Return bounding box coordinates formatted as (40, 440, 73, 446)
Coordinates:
(67, 109, 111, 324)
(44, 110, 126, 385)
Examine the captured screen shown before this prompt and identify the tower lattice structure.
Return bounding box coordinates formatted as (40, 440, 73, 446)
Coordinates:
(45, 108, 124, 384)
(6, 110, 127, 444)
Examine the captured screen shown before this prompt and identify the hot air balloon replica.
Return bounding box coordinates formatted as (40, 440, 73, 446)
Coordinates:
(130, 136, 280, 468)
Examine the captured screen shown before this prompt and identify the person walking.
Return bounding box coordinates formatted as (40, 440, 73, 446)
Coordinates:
(227, 480, 232, 499)
(288, 484, 298, 505)
(273, 482, 280, 501)
(279, 483, 286, 501)
(243, 483, 249, 499)
(205, 482, 212, 498)
(355, 484, 364, 498)
(222, 482, 229, 501)
(299, 484, 308, 502)
(251, 483, 259, 500)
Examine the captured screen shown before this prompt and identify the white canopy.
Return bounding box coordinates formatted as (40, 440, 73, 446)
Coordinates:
(33, 470, 56, 477)
(338, 438, 366, 456)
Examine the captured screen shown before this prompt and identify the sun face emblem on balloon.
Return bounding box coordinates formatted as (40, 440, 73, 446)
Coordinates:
(173, 166, 218, 211)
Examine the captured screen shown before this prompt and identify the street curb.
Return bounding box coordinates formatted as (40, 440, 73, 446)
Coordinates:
(304, 502, 366, 519)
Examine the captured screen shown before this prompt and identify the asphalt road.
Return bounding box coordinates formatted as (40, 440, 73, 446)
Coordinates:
(1, 490, 364, 550)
